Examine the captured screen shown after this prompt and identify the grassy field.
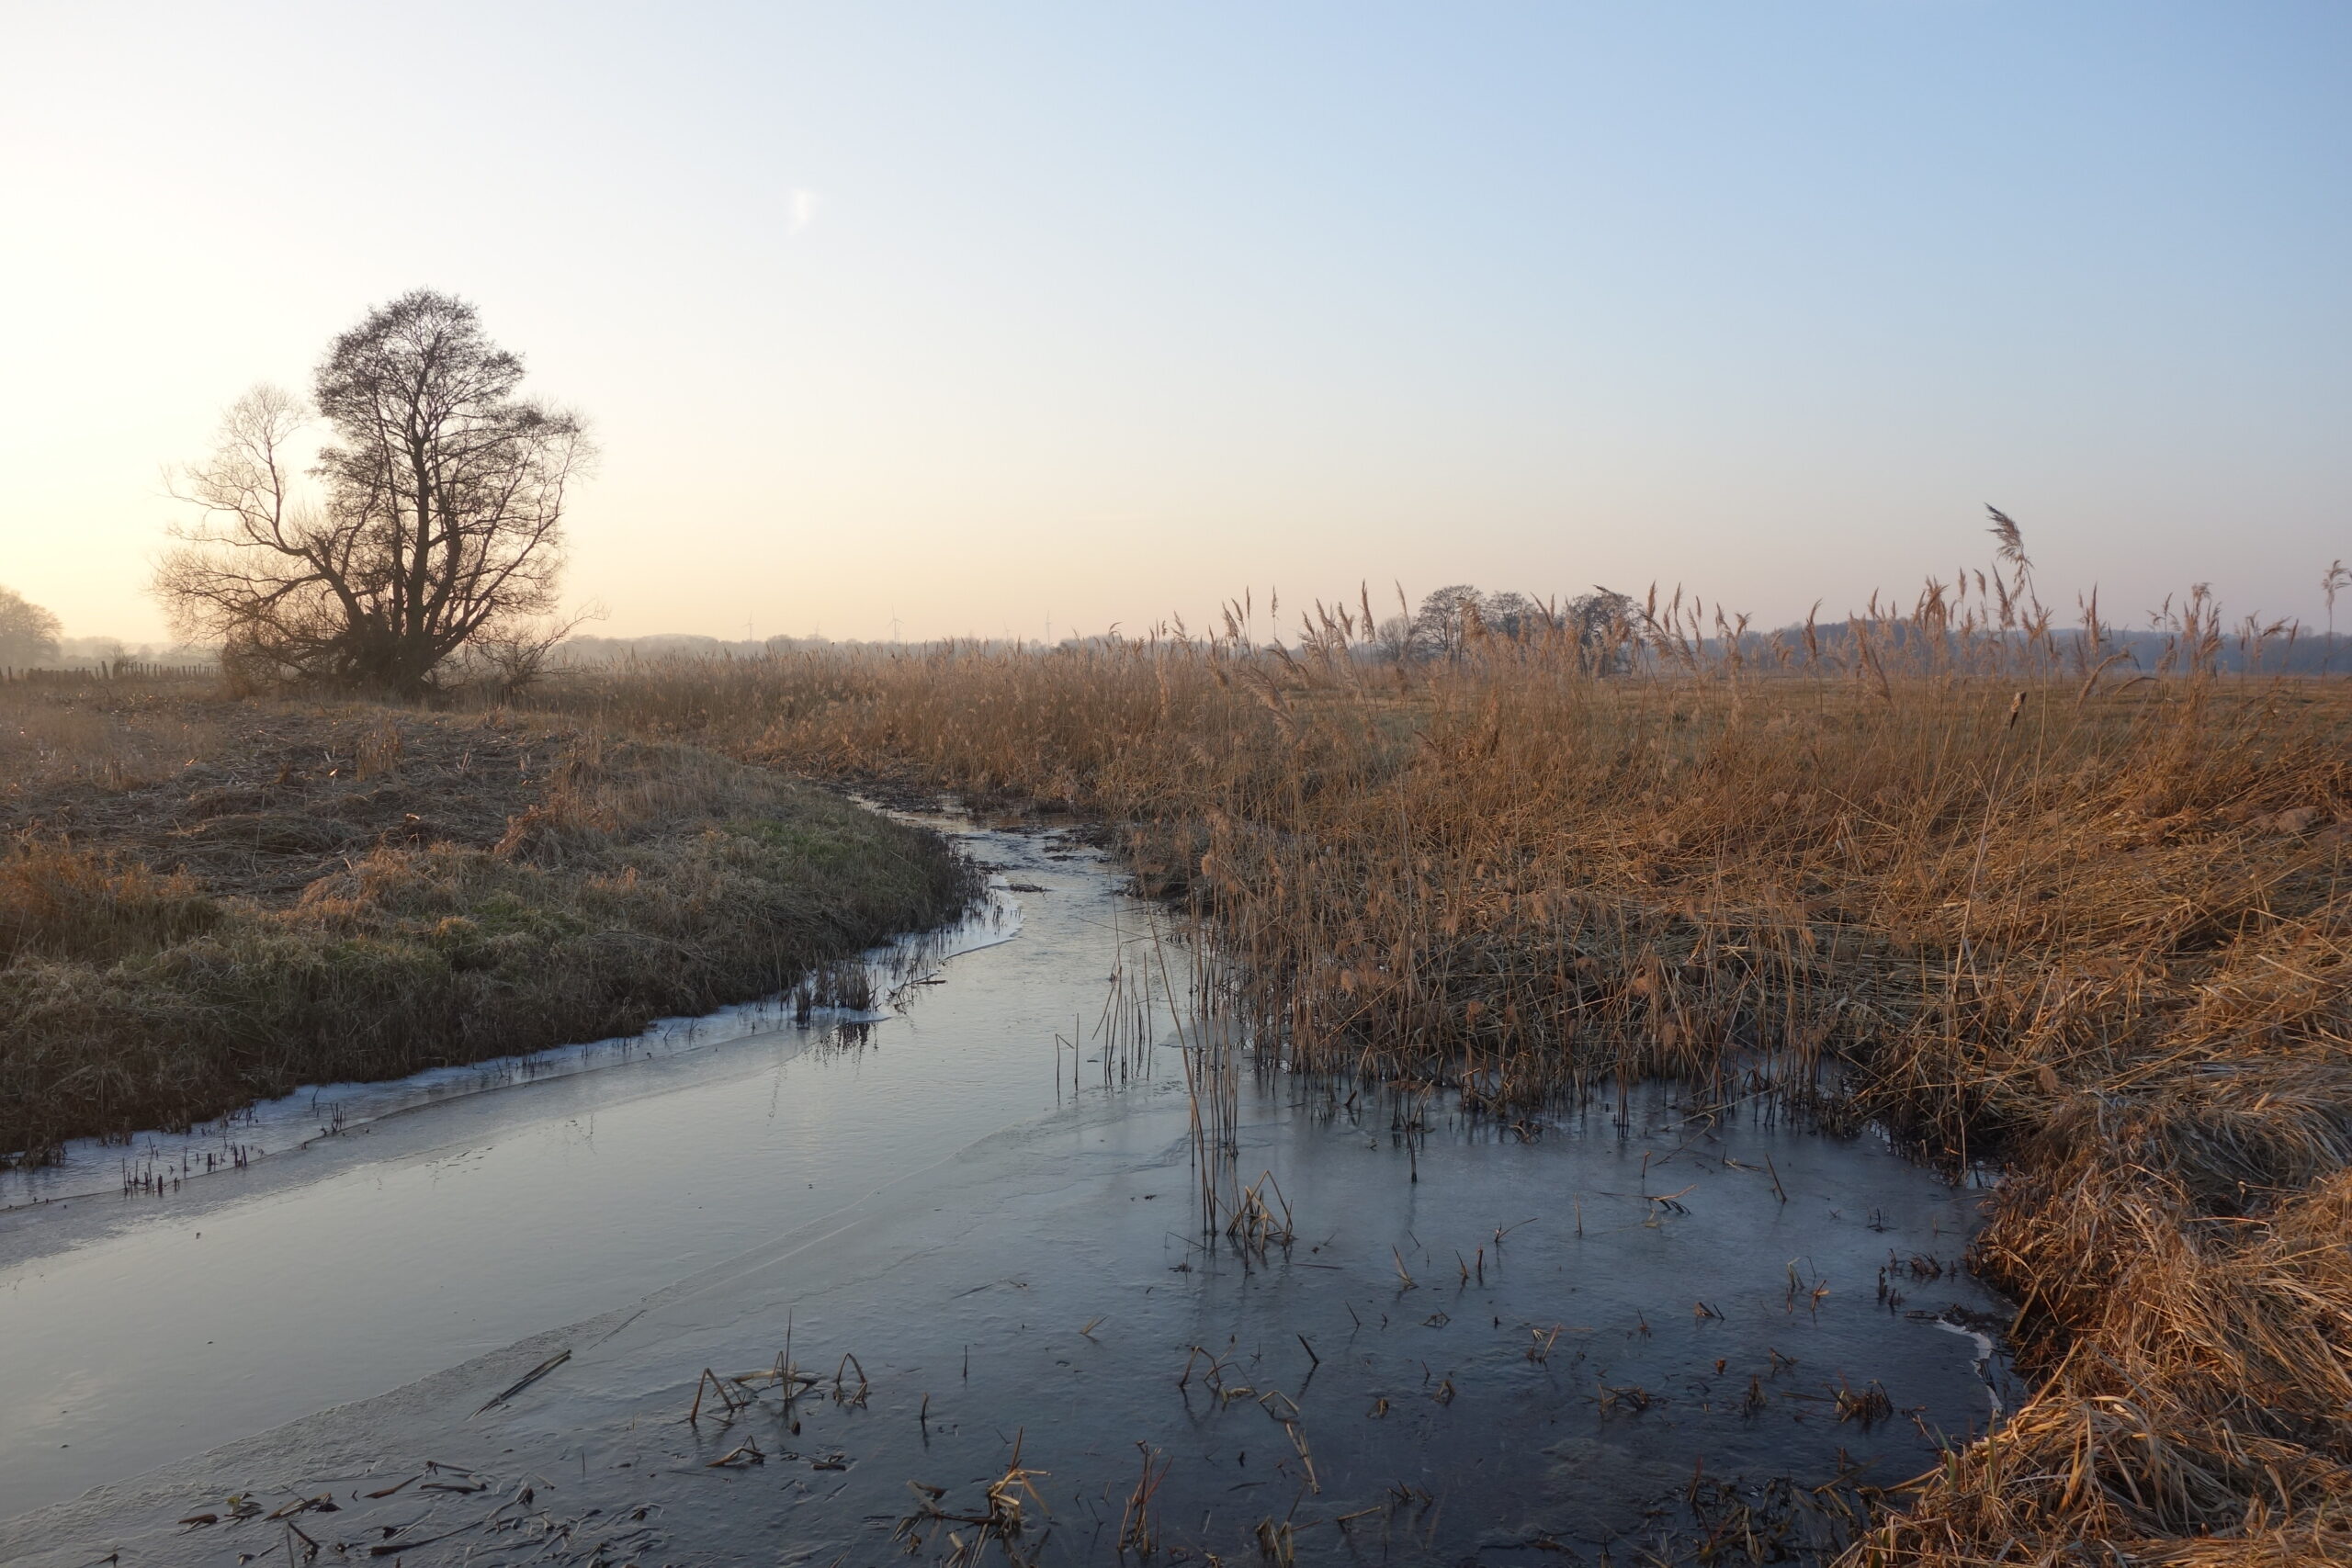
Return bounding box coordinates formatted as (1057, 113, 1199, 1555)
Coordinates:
(523, 617, 2352, 1566)
(9, 588, 2349, 1562)
(0, 678, 978, 1160)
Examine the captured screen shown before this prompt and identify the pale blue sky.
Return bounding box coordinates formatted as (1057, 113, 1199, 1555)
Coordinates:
(2, 2, 2345, 642)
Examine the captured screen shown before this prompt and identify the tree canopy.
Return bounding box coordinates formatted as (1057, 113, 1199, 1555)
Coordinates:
(1392, 583, 1637, 670)
(0, 584, 62, 667)
(159, 290, 591, 695)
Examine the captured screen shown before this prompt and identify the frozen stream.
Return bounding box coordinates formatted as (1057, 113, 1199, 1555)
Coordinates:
(0, 819, 2012, 1565)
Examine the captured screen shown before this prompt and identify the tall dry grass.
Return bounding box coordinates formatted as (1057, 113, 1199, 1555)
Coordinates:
(1, 673, 225, 795)
(529, 585, 2352, 1563)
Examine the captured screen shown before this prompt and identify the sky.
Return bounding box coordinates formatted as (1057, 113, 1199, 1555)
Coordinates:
(2, 2, 2346, 645)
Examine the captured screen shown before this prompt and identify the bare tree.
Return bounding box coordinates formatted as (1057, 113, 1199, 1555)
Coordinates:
(0, 584, 62, 667)
(1370, 614, 1422, 663)
(1566, 589, 1638, 673)
(1408, 585, 1558, 653)
(1412, 584, 1484, 659)
(1396, 581, 1635, 669)
(1479, 590, 1544, 640)
(159, 290, 592, 696)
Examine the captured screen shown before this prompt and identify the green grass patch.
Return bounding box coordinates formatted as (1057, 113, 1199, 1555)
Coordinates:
(1, 735, 976, 1160)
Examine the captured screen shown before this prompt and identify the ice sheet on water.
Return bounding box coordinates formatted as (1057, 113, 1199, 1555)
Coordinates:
(0, 889, 1021, 1211)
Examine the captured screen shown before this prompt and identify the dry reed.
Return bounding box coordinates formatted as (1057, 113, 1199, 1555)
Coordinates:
(522, 570, 2352, 1563)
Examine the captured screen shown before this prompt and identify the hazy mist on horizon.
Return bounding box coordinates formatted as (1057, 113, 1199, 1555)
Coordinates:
(3, 2, 2346, 646)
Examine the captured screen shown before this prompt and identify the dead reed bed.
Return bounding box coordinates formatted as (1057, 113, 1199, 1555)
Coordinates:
(0, 683, 978, 1159)
(0, 671, 225, 796)
(530, 578, 2352, 1562)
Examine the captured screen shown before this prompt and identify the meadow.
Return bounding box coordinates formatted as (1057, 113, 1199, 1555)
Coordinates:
(5, 570, 2348, 1563)
(0, 679, 977, 1159)
(520, 586, 2352, 1567)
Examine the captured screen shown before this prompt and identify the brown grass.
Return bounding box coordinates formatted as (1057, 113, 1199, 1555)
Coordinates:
(0, 680, 978, 1159)
(524, 606, 2352, 1563)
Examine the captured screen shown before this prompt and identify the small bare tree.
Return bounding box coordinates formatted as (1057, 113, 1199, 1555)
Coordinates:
(159, 290, 592, 696)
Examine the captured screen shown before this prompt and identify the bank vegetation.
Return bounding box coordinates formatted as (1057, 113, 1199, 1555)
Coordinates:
(0, 682, 975, 1159)
(526, 572, 2352, 1566)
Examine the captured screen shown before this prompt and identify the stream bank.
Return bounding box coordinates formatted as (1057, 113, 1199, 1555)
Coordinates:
(0, 820, 2010, 1565)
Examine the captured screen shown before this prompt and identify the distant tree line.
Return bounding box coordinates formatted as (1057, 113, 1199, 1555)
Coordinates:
(1734, 618, 2352, 678)
(1370, 584, 1642, 670)
(0, 584, 62, 667)
(1, 583, 219, 671)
